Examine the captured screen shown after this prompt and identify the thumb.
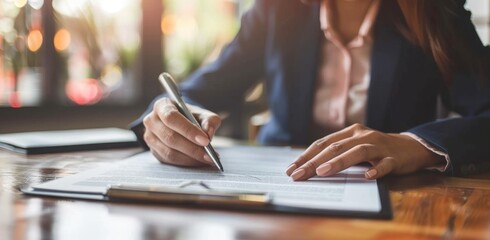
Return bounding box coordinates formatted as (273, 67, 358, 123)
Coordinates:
(199, 113, 221, 140)
(365, 157, 396, 179)
(187, 105, 221, 140)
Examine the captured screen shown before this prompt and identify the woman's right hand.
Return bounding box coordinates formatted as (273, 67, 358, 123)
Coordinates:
(143, 97, 222, 167)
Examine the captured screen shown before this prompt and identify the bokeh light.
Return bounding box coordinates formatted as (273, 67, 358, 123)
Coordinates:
(101, 65, 123, 88)
(98, 0, 132, 14)
(14, 0, 27, 8)
(177, 16, 198, 40)
(161, 15, 176, 35)
(54, 28, 71, 51)
(28, 0, 44, 9)
(65, 78, 103, 105)
(27, 30, 43, 52)
(52, 0, 88, 17)
(9, 92, 21, 108)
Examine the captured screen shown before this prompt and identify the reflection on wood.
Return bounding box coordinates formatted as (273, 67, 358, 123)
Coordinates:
(0, 147, 489, 239)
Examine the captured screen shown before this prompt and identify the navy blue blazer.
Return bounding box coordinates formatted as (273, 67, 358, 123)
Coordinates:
(132, 0, 490, 176)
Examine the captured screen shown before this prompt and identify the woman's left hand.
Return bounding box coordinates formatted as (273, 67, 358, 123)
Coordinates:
(286, 124, 445, 180)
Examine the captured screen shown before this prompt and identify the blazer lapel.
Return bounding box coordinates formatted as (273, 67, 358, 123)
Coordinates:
(286, 4, 322, 145)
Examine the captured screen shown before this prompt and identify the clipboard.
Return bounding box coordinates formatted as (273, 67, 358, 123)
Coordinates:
(21, 147, 393, 220)
(22, 179, 392, 219)
(105, 181, 270, 206)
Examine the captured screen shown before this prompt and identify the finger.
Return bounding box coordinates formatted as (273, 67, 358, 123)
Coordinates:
(160, 127, 212, 165)
(156, 98, 210, 146)
(316, 144, 381, 177)
(148, 116, 212, 165)
(286, 127, 358, 176)
(198, 113, 221, 139)
(290, 135, 371, 180)
(145, 131, 208, 167)
(365, 157, 396, 179)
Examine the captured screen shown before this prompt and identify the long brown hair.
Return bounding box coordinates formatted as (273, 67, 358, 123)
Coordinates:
(302, 0, 487, 81)
(396, 0, 487, 82)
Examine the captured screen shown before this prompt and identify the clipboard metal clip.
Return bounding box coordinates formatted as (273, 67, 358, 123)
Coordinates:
(105, 181, 270, 206)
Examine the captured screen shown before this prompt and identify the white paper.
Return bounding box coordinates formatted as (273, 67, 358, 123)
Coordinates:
(32, 145, 381, 212)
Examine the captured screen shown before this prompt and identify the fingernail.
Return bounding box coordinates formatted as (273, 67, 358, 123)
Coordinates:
(366, 169, 378, 178)
(316, 163, 332, 176)
(286, 164, 297, 175)
(195, 135, 209, 146)
(203, 154, 213, 164)
(291, 169, 306, 180)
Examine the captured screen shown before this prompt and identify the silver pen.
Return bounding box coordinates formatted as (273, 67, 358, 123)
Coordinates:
(158, 72, 224, 172)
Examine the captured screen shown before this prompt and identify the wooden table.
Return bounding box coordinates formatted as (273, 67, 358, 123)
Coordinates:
(1, 147, 489, 240)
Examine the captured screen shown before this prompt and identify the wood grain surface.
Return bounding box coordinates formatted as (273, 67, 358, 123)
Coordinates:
(1, 147, 489, 240)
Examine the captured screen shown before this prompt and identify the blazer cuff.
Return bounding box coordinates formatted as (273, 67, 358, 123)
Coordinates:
(401, 132, 450, 172)
(129, 116, 150, 151)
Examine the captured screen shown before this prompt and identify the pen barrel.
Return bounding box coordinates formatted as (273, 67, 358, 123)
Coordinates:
(159, 72, 224, 172)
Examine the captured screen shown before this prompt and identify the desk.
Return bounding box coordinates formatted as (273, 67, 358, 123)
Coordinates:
(1, 148, 489, 240)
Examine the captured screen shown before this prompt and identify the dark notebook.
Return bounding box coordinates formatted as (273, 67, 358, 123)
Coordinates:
(0, 128, 140, 154)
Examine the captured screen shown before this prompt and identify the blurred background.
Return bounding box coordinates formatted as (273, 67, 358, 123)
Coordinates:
(0, 0, 488, 139)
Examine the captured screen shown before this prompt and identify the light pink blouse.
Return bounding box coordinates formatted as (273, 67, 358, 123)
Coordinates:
(311, 0, 449, 171)
(312, 0, 380, 133)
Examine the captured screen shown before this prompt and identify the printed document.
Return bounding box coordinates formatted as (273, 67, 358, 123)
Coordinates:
(31, 146, 382, 212)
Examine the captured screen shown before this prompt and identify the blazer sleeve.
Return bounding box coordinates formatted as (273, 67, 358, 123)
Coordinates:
(129, 1, 270, 148)
(408, 0, 490, 176)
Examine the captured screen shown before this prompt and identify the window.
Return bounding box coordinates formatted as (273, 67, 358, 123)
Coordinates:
(162, 0, 253, 80)
(0, 0, 252, 132)
(0, 0, 252, 109)
(1, 0, 143, 108)
(467, 0, 489, 45)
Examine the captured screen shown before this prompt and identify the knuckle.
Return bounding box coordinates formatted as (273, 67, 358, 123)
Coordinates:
(327, 142, 343, 154)
(164, 150, 179, 164)
(161, 109, 180, 125)
(363, 130, 380, 141)
(350, 123, 367, 133)
(304, 160, 320, 172)
(333, 158, 346, 170)
(183, 124, 196, 139)
(295, 154, 308, 164)
(190, 146, 205, 160)
(313, 138, 329, 148)
(351, 123, 362, 130)
(158, 146, 178, 164)
(356, 144, 370, 156)
(143, 131, 151, 142)
(143, 132, 156, 146)
(155, 97, 170, 107)
(143, 114, 153, 127)
(162, 131, 177, 145)
(151, 142, 169, 162)
(154, 98, 163, 106)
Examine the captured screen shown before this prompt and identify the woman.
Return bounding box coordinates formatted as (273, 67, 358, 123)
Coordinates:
(132, 0, 490, 180)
